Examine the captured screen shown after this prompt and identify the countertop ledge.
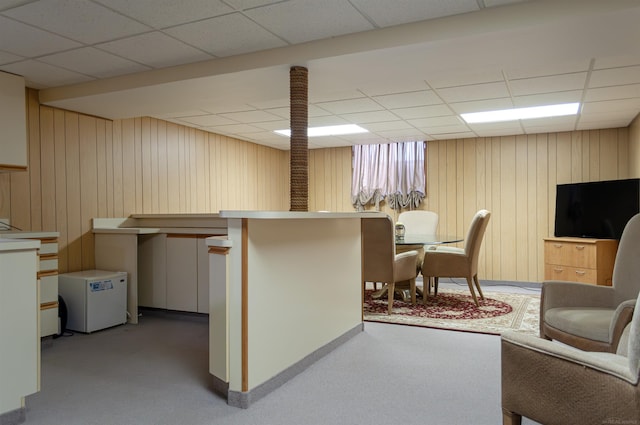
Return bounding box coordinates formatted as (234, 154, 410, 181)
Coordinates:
(219, 210, 386, 219)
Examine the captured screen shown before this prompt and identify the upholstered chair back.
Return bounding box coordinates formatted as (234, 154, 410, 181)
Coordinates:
(628, 295, 640, 380)
(362, 216, 395, 284)
(397, 210, 439, 235)
(613, 213, 640, 305)
(464, 209, 491, 270)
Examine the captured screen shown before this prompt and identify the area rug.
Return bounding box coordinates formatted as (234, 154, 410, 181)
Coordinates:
(363, 288, 540, 336)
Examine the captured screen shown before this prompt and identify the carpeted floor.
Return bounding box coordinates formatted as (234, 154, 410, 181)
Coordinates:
(363, 287, 540, 335)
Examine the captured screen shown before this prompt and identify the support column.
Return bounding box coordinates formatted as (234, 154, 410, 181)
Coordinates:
(289, 66, 308, 211)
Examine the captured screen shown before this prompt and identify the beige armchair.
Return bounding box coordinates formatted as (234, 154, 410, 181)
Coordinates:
(420, 209, 490, 306)
(540, 213, 640, 353)
(501, 295, 640, 425)
(362, 216, 418, 314)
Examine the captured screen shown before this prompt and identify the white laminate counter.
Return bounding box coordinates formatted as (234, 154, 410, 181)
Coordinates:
(0, 231, 59, 239)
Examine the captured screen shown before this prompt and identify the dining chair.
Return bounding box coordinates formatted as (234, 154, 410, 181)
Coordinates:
(362, 216, 419, 314)
(420, 209, 491, 307)
(396, 210, 439, 276)
(540, 213, 640, 353)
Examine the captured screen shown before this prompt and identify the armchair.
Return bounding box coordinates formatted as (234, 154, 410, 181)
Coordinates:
(501, 295, 640, 425)
(362, 216, 418, 314)
(540, 213, 640, 352)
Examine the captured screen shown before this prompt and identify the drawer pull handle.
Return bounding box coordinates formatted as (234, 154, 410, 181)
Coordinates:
(575, 270, 586, 276)
(575, 245, 585, 250)
(553, 244, 563, 248)
(553, 268, 564, 273)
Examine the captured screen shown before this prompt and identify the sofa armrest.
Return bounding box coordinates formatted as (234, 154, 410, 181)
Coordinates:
(502, 331, 636, 383)
(541, 281, 616, 314)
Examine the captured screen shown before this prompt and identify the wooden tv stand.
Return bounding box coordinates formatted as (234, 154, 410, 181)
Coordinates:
(543, 237, 618, 286)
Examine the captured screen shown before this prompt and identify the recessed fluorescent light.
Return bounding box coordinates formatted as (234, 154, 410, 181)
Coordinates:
(274, 124, 368, 137)
(461, 102, 580, 124)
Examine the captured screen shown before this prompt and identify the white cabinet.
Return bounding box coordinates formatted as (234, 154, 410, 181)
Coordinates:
(0, 238, 39, 417)
(166, 235, 199, 312)
(138, 234, 211, 313)
(0, 71, 27, 172)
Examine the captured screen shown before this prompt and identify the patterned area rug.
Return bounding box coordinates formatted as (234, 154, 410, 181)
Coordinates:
(363, 288, 540, 336)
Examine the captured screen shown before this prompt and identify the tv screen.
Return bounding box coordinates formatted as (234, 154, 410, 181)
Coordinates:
(554, 178, 640, 240)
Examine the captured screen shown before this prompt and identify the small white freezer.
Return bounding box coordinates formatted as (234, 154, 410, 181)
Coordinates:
(58, 270, 128, 333)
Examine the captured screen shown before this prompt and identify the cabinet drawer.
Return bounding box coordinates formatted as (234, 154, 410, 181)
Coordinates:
(40, 304, 58, 337)
(40, 257, 58, 272)
(544, 264, 597, 285)
(544, 240, 596, 268)
(40, 274, 58, 304)
(39, 242, 58, 255)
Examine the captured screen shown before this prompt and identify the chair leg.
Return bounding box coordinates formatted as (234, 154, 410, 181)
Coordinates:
(387, 282, 395, 314)
(410, 278, 416, 304)
(433, 277, 439, 296)
(466, 277, 479, 307)
(373, 282, 377, 290)
(502, 408, 522, 425)
(473, 274, 484, 300)
(423, 277, 430, 305)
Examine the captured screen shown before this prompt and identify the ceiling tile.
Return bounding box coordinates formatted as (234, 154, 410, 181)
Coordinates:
(219, 109, 283, 123)
(340, 110, 400, 124)
(589, 66, 640, 88)
(178, 115, 237, 126)
(223, 1, 284, 10)
(421, 123, 472, 134)
(584, 84, 640, 102)
(316, 97, 382, 114)
(512, 91, 583, 107)
(593, 55, 640, 70)
(210, 123, 265, 134)
(449, 98, 513, 114)
(437, 81, 510, 103)
(509, 73, 587, 96)
(373, 91, 442, 109)
(251, 120, 290, 131)
(483, 0, 531, 6)
(504, 59, 590, 79)
(407, 116, 463, 127)
(359, 81, 428, 97)
(247, 98, 289, 109)
(0, 59, 94, 88)
(244, 0, 373, 44)
(0, 49, 23, 64)
(426, 69, 504, 89)
(93, 0, 233, 29)
(97, 32, 212, 68)
(581, 98, 640, 114)
(0, 1, 34, 10)
(153, 110, 209, 119)
(361, 121, 414, 132)
(308, 115, 349, 127)
(0, 15, 81, 57)
(38, 47, 151, 78)
(350, 0, 479, 28)
(165, 13, 287, 57)
(392, 104, 452, 119)
(4, 0, 151, 44)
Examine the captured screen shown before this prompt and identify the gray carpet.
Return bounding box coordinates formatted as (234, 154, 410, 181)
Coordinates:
(25, 283, 541, 425)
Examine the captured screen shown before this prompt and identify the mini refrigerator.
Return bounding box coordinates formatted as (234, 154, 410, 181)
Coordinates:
(58, 270, 128, 333)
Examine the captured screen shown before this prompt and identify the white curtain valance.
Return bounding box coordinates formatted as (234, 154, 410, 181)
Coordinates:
(351, 141, 425, 211)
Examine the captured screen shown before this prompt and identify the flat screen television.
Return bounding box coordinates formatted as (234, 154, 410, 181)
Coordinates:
(554, 178, 640, 240)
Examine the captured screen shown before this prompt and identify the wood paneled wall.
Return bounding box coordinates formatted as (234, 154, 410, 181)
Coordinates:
(308, 130, 630, 283)
(0, 89, 632, 282)
(0, 90, 288, 273)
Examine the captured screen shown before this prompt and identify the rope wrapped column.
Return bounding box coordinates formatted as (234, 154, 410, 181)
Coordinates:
(289, 66, 308, 211)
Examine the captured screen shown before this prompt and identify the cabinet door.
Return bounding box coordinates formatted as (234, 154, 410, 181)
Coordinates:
(0, 71, 27, 172)
(138, 234, 167, 308)
(166, 235, 198, 312)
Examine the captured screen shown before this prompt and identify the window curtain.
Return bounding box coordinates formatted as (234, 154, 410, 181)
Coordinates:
(351, 141, 425, 211)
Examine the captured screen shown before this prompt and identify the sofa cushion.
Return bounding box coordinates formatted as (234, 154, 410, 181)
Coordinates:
(545, 307, 615, 343)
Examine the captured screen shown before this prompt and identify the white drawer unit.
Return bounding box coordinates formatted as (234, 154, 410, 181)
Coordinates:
(0, 232, 60, 337)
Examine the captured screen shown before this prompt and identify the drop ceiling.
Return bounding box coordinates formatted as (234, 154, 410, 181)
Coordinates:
(1, 0, 640, 150)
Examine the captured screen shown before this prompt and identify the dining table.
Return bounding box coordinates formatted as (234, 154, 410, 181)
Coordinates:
(371, 233, 463, 302)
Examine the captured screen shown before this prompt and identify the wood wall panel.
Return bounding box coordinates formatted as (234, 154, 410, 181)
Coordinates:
(1, 89, 631, 281)
(2, 91, 288, 273)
